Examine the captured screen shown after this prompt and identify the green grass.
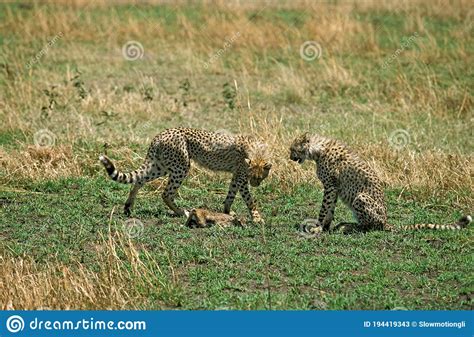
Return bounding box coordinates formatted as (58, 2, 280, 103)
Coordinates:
(1, 177, 472, 309)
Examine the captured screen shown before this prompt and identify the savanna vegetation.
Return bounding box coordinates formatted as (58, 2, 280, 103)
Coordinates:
(0, 0, 472, 310)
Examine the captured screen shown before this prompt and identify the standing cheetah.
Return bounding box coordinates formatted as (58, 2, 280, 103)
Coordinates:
(289, 133, 471, 233)
(99, 128, 271, 222)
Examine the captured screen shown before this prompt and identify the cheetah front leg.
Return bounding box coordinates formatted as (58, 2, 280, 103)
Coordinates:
(238, 182, 263, 223)
(162, 168, 189, 217)
(318, 186, 338, 231)
(223, 174, 239, 214)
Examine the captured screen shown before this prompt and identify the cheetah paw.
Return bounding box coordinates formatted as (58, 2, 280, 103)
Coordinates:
(251, 213, 265, 225)
(299, 219, 323, 238)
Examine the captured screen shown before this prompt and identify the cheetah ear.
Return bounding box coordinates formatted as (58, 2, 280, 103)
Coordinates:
(245, 158, 251, 165)
(302, 132, 310, 142)
(263, 162, 272, 171)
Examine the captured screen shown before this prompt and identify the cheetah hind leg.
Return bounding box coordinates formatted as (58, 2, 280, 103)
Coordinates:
(331, 193, 386, 234)
(124, 183, 143, 216)
(124, 165, 164, 216)
(351, 193, 386, 232)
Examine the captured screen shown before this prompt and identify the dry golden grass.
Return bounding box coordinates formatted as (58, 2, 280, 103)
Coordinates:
(0, 222, 173, 310)
(1, 105, 472, 204)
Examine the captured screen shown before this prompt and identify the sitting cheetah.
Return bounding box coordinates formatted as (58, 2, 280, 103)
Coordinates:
(99, 128, 271, 222)
(185, 208, 244, 228)
(289, 133, 471, 233)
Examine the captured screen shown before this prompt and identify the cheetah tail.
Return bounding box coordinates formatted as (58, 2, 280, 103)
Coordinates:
(99, 155, 152, 184)
(396, 215, 472, 231)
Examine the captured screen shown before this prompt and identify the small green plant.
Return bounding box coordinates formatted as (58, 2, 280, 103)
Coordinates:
(141, 85, 154, 101)
(41, 85, 59, 118)
(96, 110, 117, 126)
(179, 79, 191, 107)
(70, 69, 88, 99)
(123, 84, 134, 93)
(222, 82, 237, 110)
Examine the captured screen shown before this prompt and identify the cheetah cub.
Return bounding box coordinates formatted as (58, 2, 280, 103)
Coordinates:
(100, 128, 271, 222)
(185, 208, 244, 228)
(289, 133, 471, 233)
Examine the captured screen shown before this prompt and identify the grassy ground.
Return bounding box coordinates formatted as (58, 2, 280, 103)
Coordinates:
(0, 0, 473, 310)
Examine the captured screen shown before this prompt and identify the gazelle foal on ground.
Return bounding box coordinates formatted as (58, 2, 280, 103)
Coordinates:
(185, 208, 244, 228)
(100, 128, 271, 222)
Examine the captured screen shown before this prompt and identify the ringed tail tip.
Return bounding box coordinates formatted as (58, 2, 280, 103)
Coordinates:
(458, 215, 472, 228)
(99, 154, 117, 178)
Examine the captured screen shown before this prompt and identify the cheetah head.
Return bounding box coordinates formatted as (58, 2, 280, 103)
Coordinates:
(289, 133, 310, 164)
(244, 158, 272, 187)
